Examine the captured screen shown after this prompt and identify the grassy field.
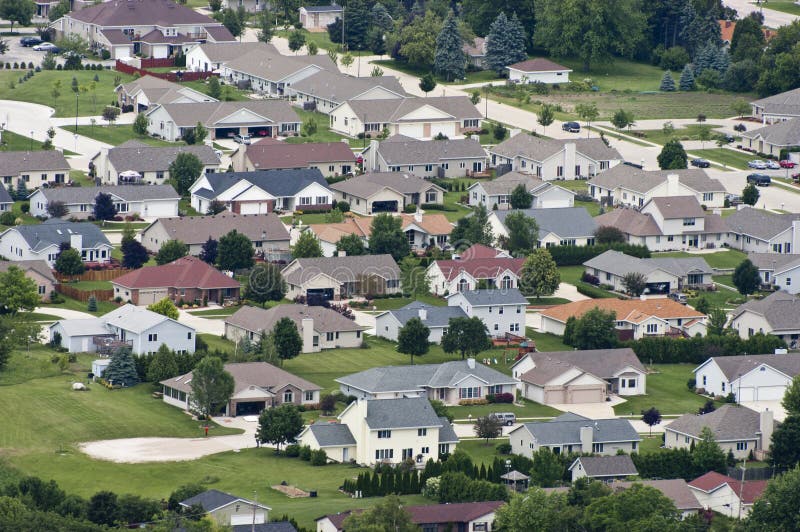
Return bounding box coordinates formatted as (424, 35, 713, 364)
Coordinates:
(42, 294, 119, 316)
(72, 124, 175, 147)
(526, 329, 570, 352)
(1, 129, 75, 154)
(652, 249, 746, 270)
(0, 70, 135, 117)
(633, 124, 722, 146)
(688, 148, 753, 170)
(373, 59, 501, 85)
(613, 364, 720, 416)
(456, 438, 510, 465)
(757, 0, 800, 16)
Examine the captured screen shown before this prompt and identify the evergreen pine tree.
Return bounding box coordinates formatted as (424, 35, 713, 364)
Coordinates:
(486, 12, 512, 76)
(87, 295, 97, 312)
(507, 12, 528, 65)
(660, 70, 676, 92)
(370, 472, 380, 496)
(434, 12, 466, 82)
(486, 465, 494, 483)
(409, 0, 424, 21)
(104, 347, 140, 387)
(693, 42, 717, 75)
(479, 463, 487, 480)
(713, 47, 730, 73)
(15, 179, 27, 201)
(679, 64, 695, 90)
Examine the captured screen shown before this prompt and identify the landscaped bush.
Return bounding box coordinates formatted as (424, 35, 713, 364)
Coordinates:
(496, 442, 512, 455)
(458, 398, 488, 406)
(284, 444, 301, 457)
(486, 392, 514, 404)
(403, 203, 417, 213)
(547, 243, 650, 266)
(298, 445, 312, 461)
(0, 211, 16, 225)
(420, 203, 456, 211)
(310, 449, 327, 466)
(622, 333, 786, 365)
(581, 271, 599, 285)
(576, 283, 619, 299)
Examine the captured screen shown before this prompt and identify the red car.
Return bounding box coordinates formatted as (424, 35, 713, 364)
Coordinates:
(780, 159, 796, 168)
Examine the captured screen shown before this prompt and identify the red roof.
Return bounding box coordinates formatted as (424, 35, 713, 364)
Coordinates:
(406, 501, 504, 524)
(245, 141, 355, 170)
(507, 57, 571, 73)
(689, 471, 768, 504)
(434, 256, 525, 282)
(112, 256, 240, 290)
(460, 244, 506, 260)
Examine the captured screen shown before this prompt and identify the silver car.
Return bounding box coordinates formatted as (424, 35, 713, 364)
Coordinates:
(765, 160, 781, 170)
(748, 160, 767, 169)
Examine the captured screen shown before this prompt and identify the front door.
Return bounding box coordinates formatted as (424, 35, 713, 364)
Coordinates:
(342, 448, 349, 462)
(473, 161, 482, 172)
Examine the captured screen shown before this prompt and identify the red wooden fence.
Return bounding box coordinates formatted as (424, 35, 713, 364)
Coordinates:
(140, 57, 175, 68)
(115, 61, 217, 82)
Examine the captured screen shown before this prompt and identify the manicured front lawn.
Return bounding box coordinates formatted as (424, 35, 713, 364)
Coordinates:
(526, 329, 570, 352)
(688, 148, 753, 170)
(451, 398, 560, 421)
(42, 294, 119, 316)
(632, 124, 722, 146)
(189, 306, 244, 317)
(456, 438, 510, 465)
(367, 293, 446, 310)
(1, 130, 75, 154)
(613, 364, 720, 416)
(69, 169, 94, 187)
(756, 0, 800, 16)
(72, 124, 176, 147)
(66, 280, 113, 291)
(651, 249, 746, 270)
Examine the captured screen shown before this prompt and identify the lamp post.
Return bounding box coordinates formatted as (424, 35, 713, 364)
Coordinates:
(75, 91, 79, 133)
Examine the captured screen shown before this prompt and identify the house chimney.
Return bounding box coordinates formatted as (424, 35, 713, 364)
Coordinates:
(580, 425, 593, 453)
(301, 317, 314, 352)
(466, 358, 475, 369)
(414, 208, 422, 223)
(666, 174, 679, 196)
(418, 307, 427, 321)
(367, 139, 379, 171)
(759, 409, 774, 451)
(337, 250, 346, 257)
(69, 233, 82, 251)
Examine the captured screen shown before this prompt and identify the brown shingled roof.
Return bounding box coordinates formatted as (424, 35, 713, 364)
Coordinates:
(507, 57, 572, 73)
(244, 141, 355, 170)
(112, 256, 239, 290)
(541, 298, 705, 324)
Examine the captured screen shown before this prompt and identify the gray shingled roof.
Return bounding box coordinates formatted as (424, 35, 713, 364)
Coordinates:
(573, 455, 638, 477)
(493, 207, 596, 238)
(0, 185, 11, 204)
(731, 290, 800, 331)
(11, 220, 111, 251)
(291, 70, 406, 103)
(471, 171, 563, 196)
(163, 361, 319, 395)
(382, 302, 467, 328)
(450, 288, 528, 306)
(584, 250, 713, 278)
(594, 208, 663, 237)
(365, 397, 444, 429)
(39, 184, 180, 204)
(194, 41, 277, 63)
(151, 100, 300, 128)
(701, 353, 800, 381)
(751, 87, 800, 117)
(306, 422, 357, 447)
(490, 134, 622, 162)
(68, 0, 216, 26)
(329, 171, 444, 198)
(725, 207, 800, 241)
(612, 479, 702, 511)
(438, 416, 459, 443)
(202, 168, 328, 199)
(116, 76, 216, 106)
(147, 213, 289, 247)
(231, 523, 297, 532)
(283, 254, 400, 286)
(226, 304, 365, 335)
(346, 96, 482, 123)
(647, 196, 706, 219)
(225, 48, 336, 82)
(0, 150, 69, 173)
(0, 259, 57, 283)
(336, 359, 516, 393)
(666, 404, 771, 442)
(518, 417, 641, 445)
(180, 489, 269, 512)
(518, 348, 646, 383)
(104, 143, 219, 173)
(588, 166, 724, 195)
(748, 252, 800, 271)
(741, 117, 800, 147)
(376, 137, 486, 165)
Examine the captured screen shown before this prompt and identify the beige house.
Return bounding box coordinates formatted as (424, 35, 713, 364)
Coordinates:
(468, 171, 575, 210)
(298, 5, 343, 30)
(290, 70, 407, 115)
(0, 150, 70, 189)
(179, 489, 270, 526)
(115, 75, 216, 112)
(588, 168, 726, 209)
(231, 138, 355, 176)
(282, 254, 401, 301)
(363, 136, 487, 178)
(224, 304, 365, 353)
(0, 260, 57, 301)
(92, 141, 219, 185)
(509, 413, 641, 457)
(569, 455, 638, 483)
(730, 291, 800, 346)
(329, 172, 445, 215)
(583, 250, 714, 294)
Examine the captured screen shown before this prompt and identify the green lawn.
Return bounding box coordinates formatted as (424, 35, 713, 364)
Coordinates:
(189, 306, 245, 317)
(632, 124, 722, 146)
(652, 249, 746, 270)
(181, 79, 247, 102)
(66, 280, 112, 291)
(456, 438, 510, 465)
(451, 398, 560, 421)
(688, 148, 753, 170)
(284, 108, 353, 145)
(42, 294, 119, 316)
(756, 0, 800, 16)
(367, 294, 446, 311)
(0, 202, 40, 230)
(373, 59, 502, 85)
(69, 169, 94, 187)
(526, 329, 570, 352)
(576, 199, 601, 217)
(72, 124, 176, 147)
(276, 29, 372, 57)
(588, 126, 653, 147)
(613, 364, 721, 416)
(0, 70, 135, 117)
(1, 130, 74, 154)
(526, 297, 570, 306)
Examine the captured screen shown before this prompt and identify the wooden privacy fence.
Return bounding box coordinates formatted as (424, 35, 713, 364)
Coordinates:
(56, 269, 130, 283)
(115, 61, 217, 82)
(57, 285, 115, 303)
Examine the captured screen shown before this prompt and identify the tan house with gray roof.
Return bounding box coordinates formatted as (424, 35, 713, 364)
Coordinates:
(0, 260, 58, 301)
(0, 150, 70, 189)
(116, 75, 216, 112)
(468, 171, 575, 209)
(282, 254, 401, 301)
(741, 117, 800, 156)
(225, 304, 365, 353)
(751, 86, 800, 123)
(724, 207, 800, 255)
(329, 172, 445, 215)
(186, 41, 278, 73)
(92, 141, 220, 185)
(588, 168, 725, 208)
(290, 70, 407, 115)
(29, 184, 180, 220)
(363, 136, 487, 178)
(730, 290, 800, 346)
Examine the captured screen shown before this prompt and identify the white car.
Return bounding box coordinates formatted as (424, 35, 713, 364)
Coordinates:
(748, 160, 767, 169)
(33, 42, 59, 52)
(765, 160, 781, 170)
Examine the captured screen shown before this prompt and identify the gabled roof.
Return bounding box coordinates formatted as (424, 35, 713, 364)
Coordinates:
(231, 523, 297, 532)
(725, 207, 800, 241)
(666, 404, 770, 442)
(688, 471, 767, 504)
(517, 348, 646, 383)
(462, 36, 486, 58)
(116, 76, 216, 107)
(365, 397, 447, 429)
(748, 252, 800, 272)
(587, 166, 724, 195)
(375, 137, 486, 165)
(307, 217, 372, 244)
(345, 96, 481, 123)
(751, 86, 800, 117)
(493, 207, 596, 238)
(584, 250, 712, 279)
(405, 501, 505, 524)
(471, 171, 568, 197)
(459, 244, 509, 260)
(243, 141, 355, 170)
(305, 422, 357, 447)
(515, 416, 641, 445)
(192, 41, 277, 64)
(224, 47, 336, 82)
(200, 168, 328, 199)
(282, 254, 400, 285)
(698, 353, 800, 382)
(448, 288, 528, 306)
(329, 172, 444, 198)
(398, 213, 453, 236)
(37, 184, 180, 204)
(379, 301, 468, 329)
(611, 479, 702, 511)
(0, 259, 57, 283)
(103, 304, 190, 334)
(432, 256, 526, 282)
(645, 196, 705, 219)
(180, 489, 270, 512)
(146, 213, 289, 246)
(540, 298, 705, 324)
(225, 304, 365, 335)
(9, 220, 111, 252)
(291, 70, 406, 103)
(0, 150, 70, 173)
(593, 208, 663, 236)
(741, 117, 800, 147)
(162, 361, 320, 394)
(150, 100, 299, 128)
(507, 58, 571, 73)
(571, 455, 638, 477)
(731, 290, 800, 331)
(490, 134, 622, 163)
(103, 142, 219, 172)
(67, 0, 218, 26)
(112, 256, 240, 290)
(204, 25, 236, 42)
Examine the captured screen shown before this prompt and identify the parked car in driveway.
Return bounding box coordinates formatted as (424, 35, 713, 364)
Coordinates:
(726, 193, 742, 206)
(748, 160, 767, 169)
(690, 158, 710, 168)
(780, 160, 796, 168)
(233, 133, 251, 144)
(562, 121, 580, 133)
(747, 173, 771, 186)
(20, 36, 41, 47)
(765, 160, 781, 170)
(33, 43, 59, 52)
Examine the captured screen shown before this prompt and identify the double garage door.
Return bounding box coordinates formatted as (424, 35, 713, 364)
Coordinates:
(137, 289, 168, 305)
(738, 385, 786, 402)
(544, 386, 604, 404)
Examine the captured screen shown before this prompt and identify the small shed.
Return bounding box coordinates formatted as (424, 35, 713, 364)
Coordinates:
(92, 359, 110, 379)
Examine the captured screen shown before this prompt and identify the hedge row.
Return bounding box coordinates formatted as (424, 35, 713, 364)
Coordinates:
(548, 243, 650, 266)
(622, 333, 786, 365)
(576, 282, 621, 299)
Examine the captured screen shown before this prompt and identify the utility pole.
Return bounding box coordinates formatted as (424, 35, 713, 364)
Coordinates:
(737, 459, 746, 520)
(251, 490, 257, 532)
(75, 91, 79, 133)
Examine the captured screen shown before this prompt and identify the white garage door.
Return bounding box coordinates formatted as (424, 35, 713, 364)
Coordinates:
(138, 289, 168, 305)
(430, 122, 456, 138)
(540, 199, 571, 208)
(231, 512, 265, 525)
(398, 123, 424, 139)
(756, 386, 786, 401)
(738, 387, 754, 402)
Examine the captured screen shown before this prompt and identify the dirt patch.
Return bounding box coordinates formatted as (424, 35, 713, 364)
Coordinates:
(271, 484, 309, 498)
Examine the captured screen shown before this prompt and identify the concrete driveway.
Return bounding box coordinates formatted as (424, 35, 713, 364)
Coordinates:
(740, 400, 786, 421)
(176, 308, 226, 336)
(724, 0, 797, 28)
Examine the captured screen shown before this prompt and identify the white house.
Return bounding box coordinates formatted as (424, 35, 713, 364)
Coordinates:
(186, 41, 277, 73)
(445, 288, 528, 338)
(179, 489, 271, 527)
(741, 117, 800, 157)
(749, 253, 800, 294)
(569, 455, 638, 483)
(506, 58, 572, 84)
(725, 207, 800, 255)
(488, 134, 622, 180)
(588, 168, 726, 209)
(49, 304, 196, 355)
(328, 172, 445, 216)
(751, 86, 800, 124)
(488, 207, 597, 249)
(730, 291, 800, 347)
(426, 246, 525, 296)
(189, 168, 332, 215)
(221, 47, 336, 98)
(0, 220, 113, 266)
(116, 75, 216, 112)
(29, 185, 180, 220)
(694, 352, 800, 402)
(92, 141, 219, 186)
(375, 302, 467, 344)
(290, 70, 407, 115)
(299, 5, 343, 30)
(282, 254, 401, 301)
(688, 471, 767, 519)
(468, 171, 575, 210)
(509, 413, 641, 457)
(583, 250, 714, 295)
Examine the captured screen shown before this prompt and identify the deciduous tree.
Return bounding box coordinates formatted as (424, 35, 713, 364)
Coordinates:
(54, 247, 84, 276)
(132, 113, 148, 136)
(509, 184, 532, 209)
(93, 192, 116, 221)
(692, 426, 728, 474)
(255, 8, 274, 43)
(442, 316, 492, 359)
(147, 344, 179, 383)
(190, 356, 234, 418)
(622, 271, 647, 296)
(450, 204, 493, 247)
(287, 29, 306, 53)
(594, 225, 625, 244)
(782, 375, 800, 416)
(742, 182, 760, 206)
(519, 248, 560, 298)
(199, 237, 218, 264)
(369, 213, 410, 261)
(0, 266, 38, 314)
(217, 229, 254, 271)
(419, 72, 437, 96)
(0, 0, 34, 34)
(502, 211, 539, 256)
(257, 403, 303, 451)
(397, 316, 430, 364)
(272, 317, 302, 365)
(733, 259, 760, 295)
(572, 307, 617, 350)
(168, 152, 203, 195)
(146, 298, 179, 320)
(245, 263, 286, 303)
(336, 233, 366, 256)
(531, 448, 564, 487)
(747, 463, 800, 529)
(641, 407, 662, 436)
(291, 230, 323, 258)
(474, 415, 502, 442)
(770, 415, 800, 468)
(657, 138, 688, 169)
(342, 494, 417, 532)
(121, 238, 148, 269)
(154, 239, 188, 266)
(537, 104, 555, 135)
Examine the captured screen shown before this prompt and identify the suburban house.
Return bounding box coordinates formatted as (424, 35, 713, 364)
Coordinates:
(189, 168, 332, 215)
(305, 218, 371, 257)
(725, 207, 800, 255)
(445, 288, 529, 338)
(115, 75, 216, 112)
(221, 48, 337, 98)
(512, 348, 647, 404)
(231, 139, 355, 175)
(488, 207, 597, 248)
(588, 168, 726, 209)
(141, 212, 290, 260)
(0, 219, 113, 266)
(298, 5, 343, 30)
(506, 58, 572, 84)
(0, 260, 58, 301)
(583, 250, 714, 295)
(468, 171, 575, 210)
(688, 471, 767, 518)
(29, 184, 180, 220)
(427, 251, 525, 295)
(0, 185, 11, 212)
(488, 134, 622, 180)
(179, 489, 271, 527)
(329, 96, 482, 140)
(375, 302, 468, 344)
(290, 70, 407, 115)
(329, 172, 445, 216)
(539, 298, 708, 340)
(730, 291, 800, 346)
(741, 117, 800, 156)
(508, 412, 641, 457)
(665, 405, 775, 460)
(694, 353, 800, 402)
(297, 397, 458, 465)
(162, 361, 320, 416)
(594, 197, 729, 252)
(399, 212, 453, 250)
(569, 455, 638, 483)
(463, 36, 487, 69)
(281, 254, 401, 301)
(606, 480, 703, 518)
(92, 141, 219, 185)
(0, 150, 70, 188)
(186, 41, 277, 73)
(749, 252, 800, 294)
(111, 256, 240, 305)
(362, 136, 487, 178)
(336, 358, 516, 405)
(146, 100, 301, 142)
(50, 0, 235, 60)
(316, 501, 504, 532)
(224, 304, 365, 353)
(750, 86, 800, 123)
(50, 304, 196, 355)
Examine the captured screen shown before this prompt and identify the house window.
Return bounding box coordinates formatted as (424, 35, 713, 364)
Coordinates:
(592, 443, 604, 453)
(148, 333, 158, 342)
(510, 323, 520, 332)
(516, 305, 521, 313)
(326, 332, 334, 341)
(628, 378, 636, 388)
(787, 277, 792, 286)
(378, 430, 392, 438)
(464, 119, 479, 128)
(556, 166, 563, 177)
(300, 197, 312, 205)
(426, 191, 438, 202)
(683, 218, 696, 226)
(459, 387, 481, 399)
(313, 335, 319, 347)
(316, 196, 327, 204)
(736, 441, 748, 451)
(703, 193, 713, 202)
(389, 166, 400, 172)
(646, 324, 657, 334)
(418, 428, 427, 436)
(575, 165, 581, 176)
(438, 444, 450, 455)
(498, 306, 504, 314)
(425, 164, 433, 172)
(305, 391, 314, 401)
(375, 449, 393, 460)
(487, 385, 503, 394)
(702, 375, 707, 386)
(722, 382, 726, 392)
(38, 285, 46, 295)
(187, 332, 192, 339)
(421, 446, 430, 454)
(283, 390, 293, 403)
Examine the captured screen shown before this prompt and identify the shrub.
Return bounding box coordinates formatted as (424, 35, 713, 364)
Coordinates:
(0, 211, 15, 226)
(284, 444, 301, 457)
(403, 203, 417, 213)
(336, 201, 350, 212)
(310, 449, 327, 466)
(20, 202, 29, 213)
(496, 442, 512, 455)
(298, 445, 312, 461)
(687, 378, 696, 391)
(420, 203, 456, 211)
